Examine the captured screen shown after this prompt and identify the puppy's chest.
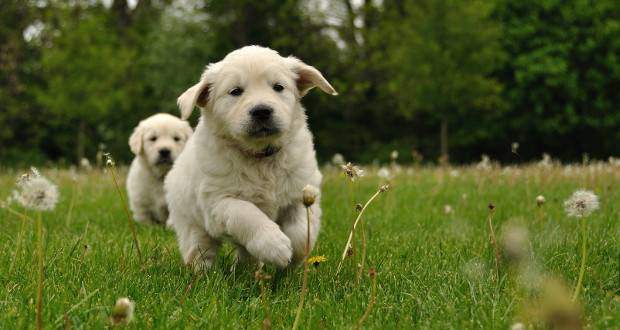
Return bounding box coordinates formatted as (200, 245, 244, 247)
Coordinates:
(211, 162, 299, 218)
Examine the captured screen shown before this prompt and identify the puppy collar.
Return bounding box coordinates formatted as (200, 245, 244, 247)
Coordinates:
(252, 145, 280, 158)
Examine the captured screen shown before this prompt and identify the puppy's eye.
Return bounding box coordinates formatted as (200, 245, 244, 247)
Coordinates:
(149, 136, 157, 142)
(273, 83, 284, 92)
(229, 87, 244, 96)
(174, 136, 181, 142)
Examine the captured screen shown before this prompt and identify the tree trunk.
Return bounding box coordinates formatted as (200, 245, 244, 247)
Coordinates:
(440, 119, 449, 164)
(76, 120, 86, 164)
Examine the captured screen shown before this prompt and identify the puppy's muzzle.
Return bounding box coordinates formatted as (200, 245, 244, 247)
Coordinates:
(247, 104, 280, 137)
(156, 148, 173, 165)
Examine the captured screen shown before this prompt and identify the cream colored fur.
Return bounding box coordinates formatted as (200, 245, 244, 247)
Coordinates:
(126, 113, 192, 224)
(165, 46, 337, 270)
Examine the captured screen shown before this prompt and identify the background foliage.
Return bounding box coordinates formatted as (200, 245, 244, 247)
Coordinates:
(1, 0, 619, 166)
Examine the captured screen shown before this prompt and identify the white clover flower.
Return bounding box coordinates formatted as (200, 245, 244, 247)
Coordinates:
(111, 297, 135, 325)
(11, 167, 59, 211)
(563, 190, 599, 218)
(341, 162, 364, 181)
(302, 184, 319, 207)
(377, 167, 392, 180)
(331, 153, 345, 166)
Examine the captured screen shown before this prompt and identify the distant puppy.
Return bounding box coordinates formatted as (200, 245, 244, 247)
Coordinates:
(127, 113, 193, 224)
(165, 46, 337, 270)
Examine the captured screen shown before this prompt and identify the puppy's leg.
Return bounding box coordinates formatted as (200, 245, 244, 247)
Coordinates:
(175, 223, 220, 272)
(210, 198, 292, 268)
(279, 203, 321, 265)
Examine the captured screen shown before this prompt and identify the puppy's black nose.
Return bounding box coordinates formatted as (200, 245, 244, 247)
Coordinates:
(250, 105, 273, 121)
(159, 148, 171, 158)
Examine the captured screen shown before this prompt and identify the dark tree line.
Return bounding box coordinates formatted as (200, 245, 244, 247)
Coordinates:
(1, 0, 619, 166)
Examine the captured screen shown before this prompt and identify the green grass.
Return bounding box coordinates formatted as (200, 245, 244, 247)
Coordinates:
(0, 165, 618, 328)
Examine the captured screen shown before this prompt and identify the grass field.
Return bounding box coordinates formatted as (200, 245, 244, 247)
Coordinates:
(0, 163, 618, 328)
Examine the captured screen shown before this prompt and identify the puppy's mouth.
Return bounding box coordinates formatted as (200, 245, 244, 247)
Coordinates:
(247, 123, 280, 138)
(155, 157, 174, 166)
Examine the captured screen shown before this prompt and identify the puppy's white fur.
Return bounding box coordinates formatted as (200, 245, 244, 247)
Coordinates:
(126, 113, 193, 224)
(165, 46, 337, 270)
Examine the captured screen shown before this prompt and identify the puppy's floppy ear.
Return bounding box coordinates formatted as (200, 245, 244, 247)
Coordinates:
(177, 64, 220, 120)
(287, 56, 338, 97)
(177, 80, 209, 120)
(129, 125, 144, 155)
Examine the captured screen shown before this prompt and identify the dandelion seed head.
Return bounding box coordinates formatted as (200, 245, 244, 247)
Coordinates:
(11, 167, 59, 211)
(443, 204, 453, 215)
(341, 162, 364, 181)
(302, 184, 319, 207)
(511, 142, 520, 154)
(501, 224, 529, 264)
(563, 190, 599, 218)
(104, 152, 115, 167)
(379, 184, 390, 193)
(377, 167, 392, 180)
(510, 322, 525, 330)
(111, 297, 134, 325)
(331, 153, 345, 166)
(390, 150, 398, 161)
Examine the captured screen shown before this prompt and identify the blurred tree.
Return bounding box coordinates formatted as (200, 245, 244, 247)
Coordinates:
(494, 0, 620, 160)
(380, 0, 504, 162)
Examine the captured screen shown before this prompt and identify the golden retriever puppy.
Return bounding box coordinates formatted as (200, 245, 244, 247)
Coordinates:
(126, 113, 192, 224)
(165, 46, 337, 270)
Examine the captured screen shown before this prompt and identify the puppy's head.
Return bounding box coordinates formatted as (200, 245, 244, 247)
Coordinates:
(177, 46, 337, 151)
(129, 113, 193, 169)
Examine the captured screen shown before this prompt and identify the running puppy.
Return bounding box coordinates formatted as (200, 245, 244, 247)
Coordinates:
(165, 46, 337, 270)
(126, 113, 193, 224)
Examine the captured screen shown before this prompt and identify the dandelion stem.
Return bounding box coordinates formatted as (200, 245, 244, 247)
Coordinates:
(487, 208, 501, 280)
(355, 272, 377, 329)
(106, 164, 142, 262)
(35, 212, 44, 330)
(292, 207, 312, 330)
(356, 218, 367, 286)
(572, 217, 588, 301)
(337, 189, 384, 274)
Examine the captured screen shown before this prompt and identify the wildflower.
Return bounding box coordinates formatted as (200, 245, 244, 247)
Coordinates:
(341, 162, 364, 181)
(377, 167, 391, 180)
(302, 184, 319, 207)
(355, 203, 363, 212)
(11, 167, 59, 211)
(111, 297, 135, 325)
(331, 153, 345, 166)
(488, 203, 495, 210)
(563, 190, 599, 218)
(536, 195, 546, 207)
(379, 184, 390, 193)
(390, 150, 398, 161)
(306, 255, 327, 266)
(443, 205, 453, 215)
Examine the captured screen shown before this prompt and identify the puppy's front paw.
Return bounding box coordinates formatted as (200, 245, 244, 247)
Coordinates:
(246, 225, 292, 268)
